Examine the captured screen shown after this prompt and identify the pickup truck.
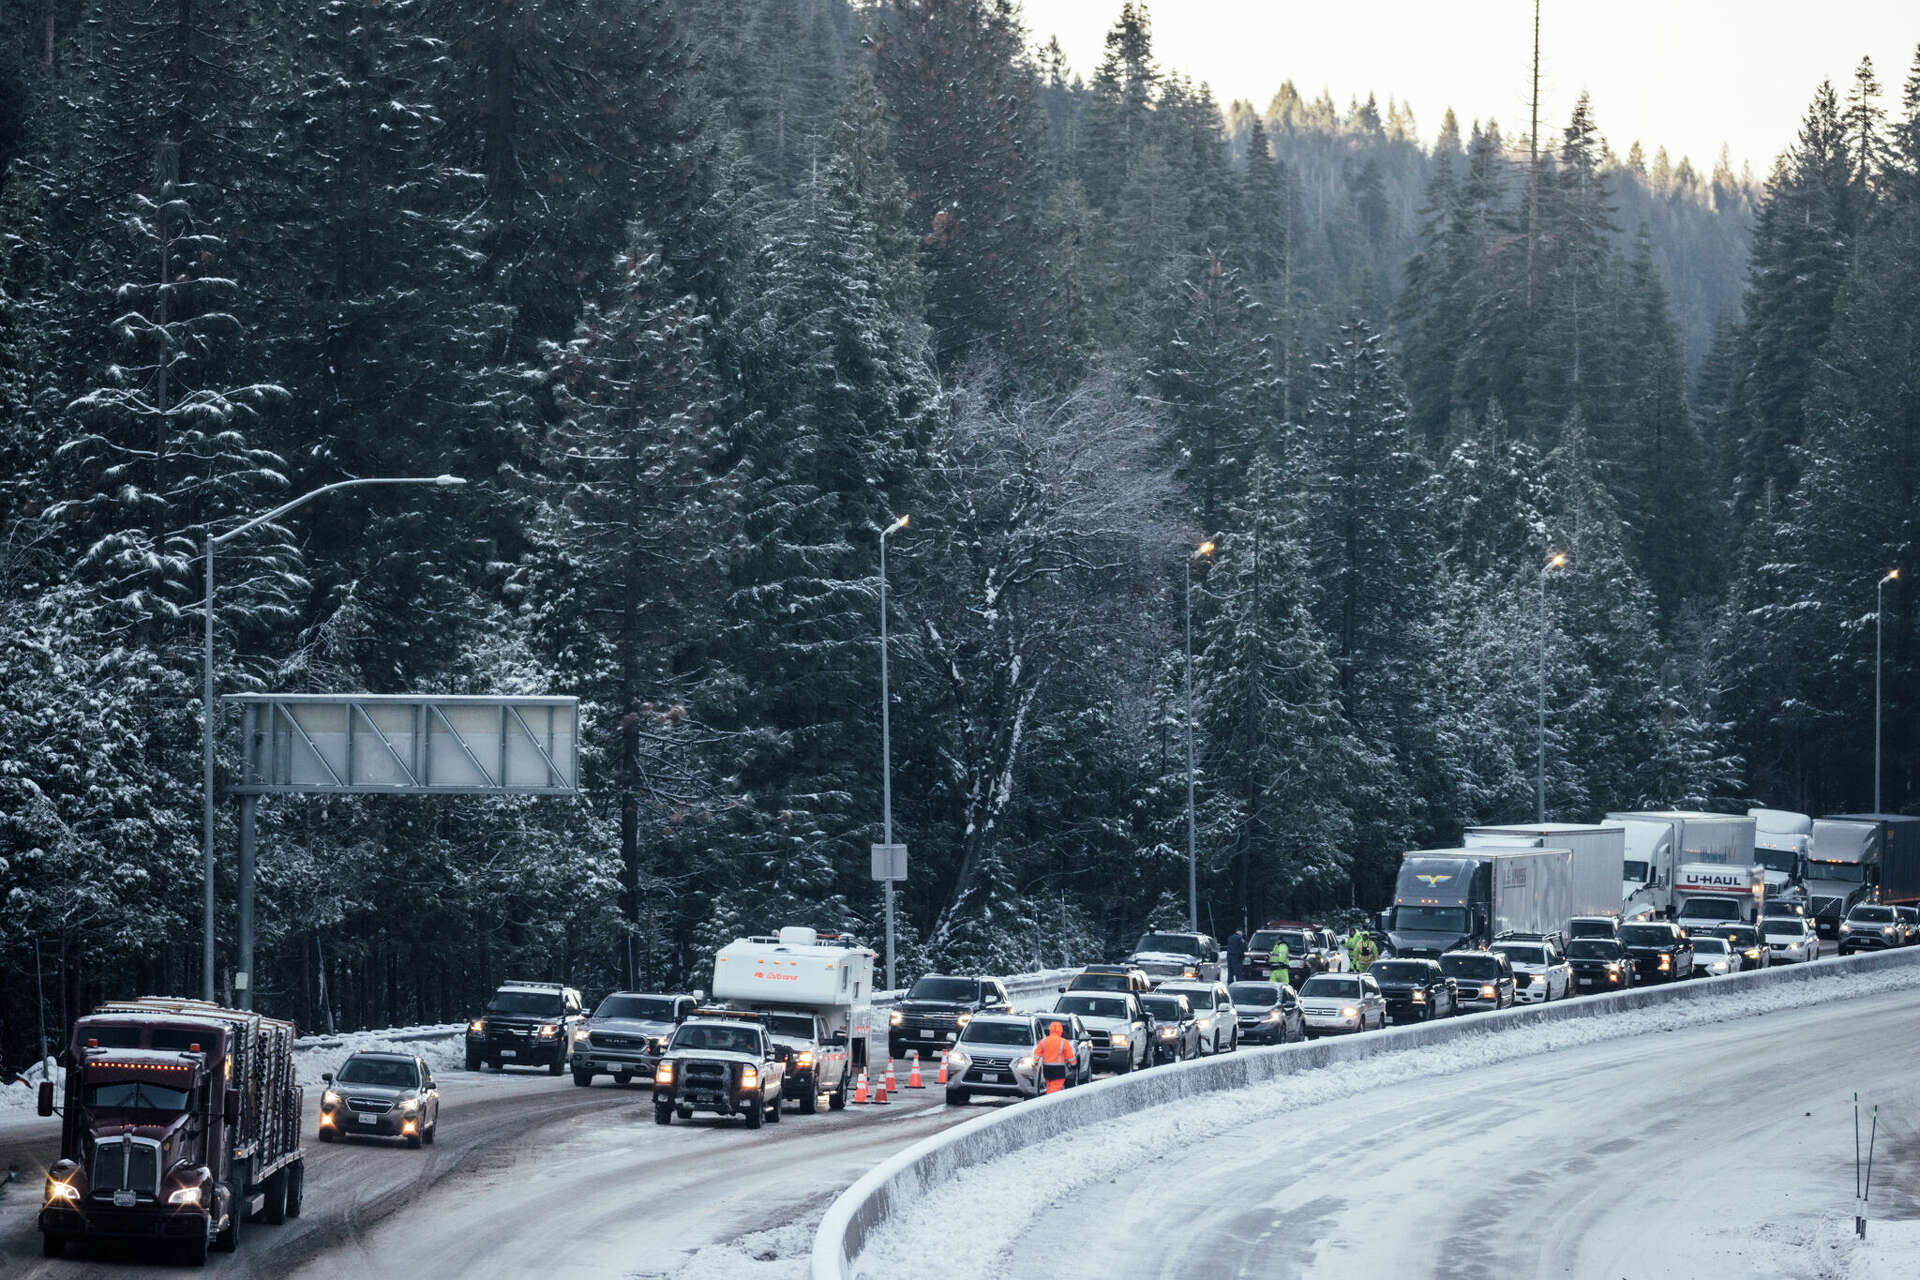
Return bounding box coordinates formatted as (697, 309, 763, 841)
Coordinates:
(652, 1010, 786, 1129)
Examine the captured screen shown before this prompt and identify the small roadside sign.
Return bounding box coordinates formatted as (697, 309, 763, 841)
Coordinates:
(871, 843, 908, 882)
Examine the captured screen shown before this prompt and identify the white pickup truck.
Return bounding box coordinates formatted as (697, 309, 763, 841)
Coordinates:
(711, 926, 876, 1113)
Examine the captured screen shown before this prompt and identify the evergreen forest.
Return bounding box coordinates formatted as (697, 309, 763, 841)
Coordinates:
(2, 0, 1917, 1061)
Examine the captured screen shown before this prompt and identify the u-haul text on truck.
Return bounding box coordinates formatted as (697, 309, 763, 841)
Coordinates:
(711, 927, 875, 1112)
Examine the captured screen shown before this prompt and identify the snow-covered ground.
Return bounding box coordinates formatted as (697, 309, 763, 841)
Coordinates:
(854, 964, 1920, 1280)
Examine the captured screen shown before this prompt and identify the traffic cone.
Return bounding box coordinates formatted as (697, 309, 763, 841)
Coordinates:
(907, 1051, 924, 1089)
(883, 1058, 897, 1094)
(872, 1072, 890, 1104)
(851, 1070, 869, 1104)
(936, 1051, 948, 1086)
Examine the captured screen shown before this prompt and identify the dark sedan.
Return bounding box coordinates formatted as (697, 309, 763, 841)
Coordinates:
(1227, 981, 1306, 1044)
(1369, 958, 1457, 1022)
(1140, 993, 1201, 1062)
(1702, 922, 1770, 971)
(1620, 921, 1694, 982)
(1566, 938, 1636, 993)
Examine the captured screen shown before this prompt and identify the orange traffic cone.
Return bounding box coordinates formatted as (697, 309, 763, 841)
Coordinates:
(936, 1051, 948, 1086)
(851, 1070, 870, 1104)
(883, 1058, 897, 1094)
(872, 1072, 890, 1103)
(907, 1051, 924, 1089)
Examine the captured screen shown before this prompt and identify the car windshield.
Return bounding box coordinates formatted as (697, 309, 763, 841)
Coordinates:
(1680, 899, 1741, 921)
(1809, 861, 1868, 884)
(1755, 849, 1798, 874)
(1247, 931, 1282, 952)
(1714, 927, 1758, 944)
(1069, 973, 1132, 993)
(1568, 919, 1615, 938)
(1491, 945, 1550, 966)
(763, 1013, 817, 1038)
(336, 1057, 419, 1088)
(1622, 859, 1649, 882)
(908, 977, 980, 1001)
(1393, 907, 1469, 933)
(1566, 940, 1622, 959)
(594, 995, 678, 1021)
(1141, 997, 1190, 1020)
(1227, 984, 1280, 1006)
(671, 1024, 762, 1054)
(1620, 925, 1674, 947)
(1762, 919, 1808, 937)
(487, 991, 564, 1016)
(1054, 995, 1128, 1020)
(960, 1021, 1038, 1047)
(1134, 933, 1204, 955)
(85, 1081, 189, 1111)
(1440, 955, 1500, 981)
(1849, 906, 1896, 923)
(1163, 986, 1215, 1009)
(1300, 976, 1363, 999)
(1369, 962, 1433, 983)
(1693, 939, 1731, 954)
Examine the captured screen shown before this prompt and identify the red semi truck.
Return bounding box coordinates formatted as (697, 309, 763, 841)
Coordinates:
(37, 997, 305, 1265)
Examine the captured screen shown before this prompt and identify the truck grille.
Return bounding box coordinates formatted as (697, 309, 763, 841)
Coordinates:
(91, 1138, 158, 1202)
(590, 1032, 642, 1048)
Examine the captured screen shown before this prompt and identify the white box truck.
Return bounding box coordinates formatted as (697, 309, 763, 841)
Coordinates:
(1608, 811, 1759, 918)
(1385, 847, 1573, 957)
(711, 927, 876, 1112)
(1465, 823, 1625, 921)
(1673, 863, 1766, 927)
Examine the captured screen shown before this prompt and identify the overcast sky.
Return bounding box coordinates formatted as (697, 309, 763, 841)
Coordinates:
(1020, 1, 1920, 177)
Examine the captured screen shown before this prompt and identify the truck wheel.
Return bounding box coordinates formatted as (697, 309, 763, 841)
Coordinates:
(547, 1053, 565, 1077)
(286, 1161, 304, 1219)
(800, 1083, 819, 1114)
(406, 1128, 423, 1149)
(945, 1089, 970, 1106)
(828, 1071, 848, 1111)
(464, 1048, 480, 1072)
(572, 1069, 594, 1087)
(654, 1103, 672, 1125)
(262, 1168, 288, 1225)
(423, 1119, 436, 1146)
(767, 1095, 782, 1124)
(745, 1099, 764, 1130)
(317, 1126, 335, 1143)
(215, 1189, 242, 1252)
(1114, 1051, 1133, 1074)
(42, 1234, 65, 1259)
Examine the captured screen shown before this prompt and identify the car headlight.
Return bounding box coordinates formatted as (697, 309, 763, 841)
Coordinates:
(796, 1051, 814, 1068)
(1882, 926, 1896, 936)
(168, 1185, 203, 1206)
(1266, 1007, 1283, 1020)
(1158, 1026, 1177, 1038)
(401, 1097, 420, 1113)
(573, 1027, 590, 1042)
(1479, 984, 1496, 998)
(1015, 1055, 1036, 1070)
(322, 1090, 341, 1109)
(1340, 1006, 1359, 1019)
(1606, 963, 1620, 974)
(46, 1178, 80, 1203)
(1108, 1033, 1127, 1046)
(1410, 990, 1426, 1003)
(1658, 954, 1671, 970)
(538, 1023, 559, 1038)
(468, 1019, 484, 1034)
(889, 1009, 903, 1026)
(655, 1063, 674, 1085)
(955, 1013, 972, 1027)
(1744, 948, 1761, 959)
(1840, 923, 1852, 933)
(948, 1050, 970, 1069)
(740, 1066, 759, 1089)
(1710, 962, 1727, 972)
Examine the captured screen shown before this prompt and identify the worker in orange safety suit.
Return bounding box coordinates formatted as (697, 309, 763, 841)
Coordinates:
(1036, 1020, 1077, 1095)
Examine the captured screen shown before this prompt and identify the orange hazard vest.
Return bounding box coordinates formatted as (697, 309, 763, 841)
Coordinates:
(1037, 1029, 1075, 1065)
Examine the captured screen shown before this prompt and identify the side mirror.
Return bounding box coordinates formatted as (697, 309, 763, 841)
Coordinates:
(828, 1030, 848, 1046)
(223, 1087, 240, 1125)
(322, 1071, 334, 1086)
(37, 1081, 54, 1117)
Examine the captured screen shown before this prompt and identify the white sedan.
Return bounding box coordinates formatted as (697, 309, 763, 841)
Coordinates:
(1490, 940, 1573, 1003)
(1691, 937, 1738, 976)
(1761, 916, 1821, 963)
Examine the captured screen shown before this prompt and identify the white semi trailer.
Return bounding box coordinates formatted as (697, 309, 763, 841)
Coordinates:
(1464, 823, 1626, 922)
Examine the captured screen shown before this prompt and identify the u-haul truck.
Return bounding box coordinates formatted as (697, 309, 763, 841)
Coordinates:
(711, 927, 875, 1113)
(1674, 863, 1765, 928)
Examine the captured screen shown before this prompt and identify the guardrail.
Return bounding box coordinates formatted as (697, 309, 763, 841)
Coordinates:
(811, 946, 1920, 1280)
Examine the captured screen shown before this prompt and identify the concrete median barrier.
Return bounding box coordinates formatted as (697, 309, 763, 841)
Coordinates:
(812, 946, 1920, 1280)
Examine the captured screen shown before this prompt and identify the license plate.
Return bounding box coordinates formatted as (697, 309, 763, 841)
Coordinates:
(919, 1029, 935, 1039)
(357, 1113, 380, 1125)
(113, 1190, 136, 1208)
(980, 1072, 1003, 1082)
(499, 1049, 517, 1058)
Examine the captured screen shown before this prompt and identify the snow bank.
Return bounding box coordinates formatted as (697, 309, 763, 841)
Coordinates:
(820, 948, 1920, 1280)
(294, 1023, 472, 1088)
(1819, 1217, 1920, 1279)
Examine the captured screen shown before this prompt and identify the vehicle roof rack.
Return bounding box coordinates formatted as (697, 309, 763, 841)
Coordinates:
(501, 980, 567, 991)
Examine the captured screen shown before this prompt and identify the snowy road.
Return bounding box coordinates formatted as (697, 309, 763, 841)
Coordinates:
(0, 1068, 987, 1279)
(966, 984, 1920, 1280)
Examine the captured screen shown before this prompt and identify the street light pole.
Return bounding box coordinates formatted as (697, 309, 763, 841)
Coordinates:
(1538, 552, 1567, 824)
(879, 515, 908, 992)
(1878, 569, 1899, 814)
(1185, 541, 1213, 933)
(201, 474, 466, 1004)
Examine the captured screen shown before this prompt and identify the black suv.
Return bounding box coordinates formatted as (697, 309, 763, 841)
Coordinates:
(1619, 922, 1694, 982)
(1566, 937, 1635, 992)
(465, 981, 586, 1074)
(889, 975, 1011, 1060)
(1439, 951, 1515, 1012)
(1246, 927, 1330, 987)
(1369, 957, 1457, 1023)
